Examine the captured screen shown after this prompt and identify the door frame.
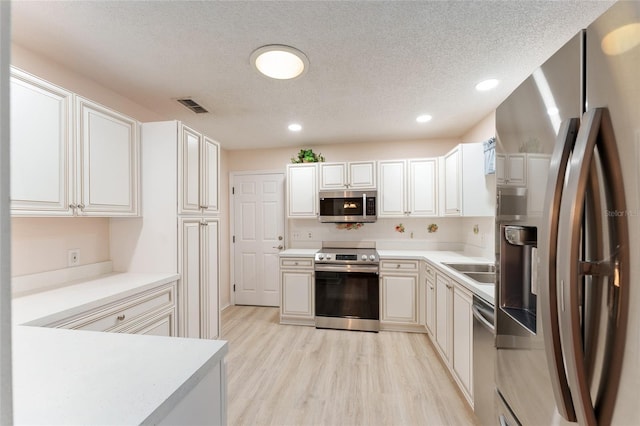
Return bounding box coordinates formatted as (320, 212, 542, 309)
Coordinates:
(229, 170, 287, 307)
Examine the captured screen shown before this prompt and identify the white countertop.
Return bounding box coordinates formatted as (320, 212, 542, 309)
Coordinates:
(13, 325, 228, 425)
(12, 272, 180, 326)
(281, 248, 495, 304)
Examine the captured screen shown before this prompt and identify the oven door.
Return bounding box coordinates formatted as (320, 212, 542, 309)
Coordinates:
(314, 265, 379, 332)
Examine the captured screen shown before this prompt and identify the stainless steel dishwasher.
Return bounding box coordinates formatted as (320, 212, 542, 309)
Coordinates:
(472, 295, 496, 426)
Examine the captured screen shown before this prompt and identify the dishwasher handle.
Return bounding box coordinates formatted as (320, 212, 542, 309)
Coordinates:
(472, 304, 495, 333)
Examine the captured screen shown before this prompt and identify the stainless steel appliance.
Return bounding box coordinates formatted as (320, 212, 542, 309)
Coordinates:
(318, 190, 377, 223)
(495, 2, 639, 424)
(314, 241, 379, 332)
(472, 295, 496, 426)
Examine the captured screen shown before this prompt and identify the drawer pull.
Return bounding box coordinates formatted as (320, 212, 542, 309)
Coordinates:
(396, 264, 401, 269)
(117, 314, 126, 321)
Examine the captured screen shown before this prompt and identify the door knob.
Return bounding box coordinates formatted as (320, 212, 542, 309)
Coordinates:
(278, 236, 283, 240)
(273, 245, 284, 250)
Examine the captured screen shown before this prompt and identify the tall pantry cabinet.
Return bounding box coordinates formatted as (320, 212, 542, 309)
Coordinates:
(111, 120, 221, 339)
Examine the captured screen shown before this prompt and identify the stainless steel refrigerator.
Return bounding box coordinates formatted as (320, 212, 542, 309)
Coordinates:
(495, 2, 639, 424)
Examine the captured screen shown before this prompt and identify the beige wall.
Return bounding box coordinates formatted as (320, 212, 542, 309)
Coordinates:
(11, 217, 110, 276)
(461, 111, 495, 143)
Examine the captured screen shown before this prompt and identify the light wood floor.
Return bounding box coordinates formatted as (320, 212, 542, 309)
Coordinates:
(221, 306, 477, 426)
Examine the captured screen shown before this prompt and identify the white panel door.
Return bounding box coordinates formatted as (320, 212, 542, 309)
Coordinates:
(348, 161, 376, 189)
(202, 218, 219, 339)
(179, 218, 202, 338)
(409, 158, 438, 216)
(319, 163, 347, 190)
(381, 274, 418, 323)
(234, 173, 285, 306)
(287, 164, 317, 217)
(436, 273, 453, 363)
(453, 285, 473, 399)
(444, 148, 461, 215)
(378, 160, 406, 216)
(281, 271, 313, 318)
(76, 97, 138, 215)
(179, 125, 202, 214)
(10, 69, 73, 215)
(526, 154, 551, 217)
(201, 136, 219, 214)
(506, 154, 526, 186)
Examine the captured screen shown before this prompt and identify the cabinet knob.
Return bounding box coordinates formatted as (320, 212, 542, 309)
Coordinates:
(117, 314, 125, 321)
(77, 203, 85, 210)
(396, 264, 401, 269)
(69, 204, 77, 209)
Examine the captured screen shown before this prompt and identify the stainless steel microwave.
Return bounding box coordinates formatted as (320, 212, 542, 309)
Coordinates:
(318, 190, 377, 223)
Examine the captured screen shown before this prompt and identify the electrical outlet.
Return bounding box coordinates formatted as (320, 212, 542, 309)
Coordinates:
(292, 231, 301, 240)
(68, 249, 80, 267)
(307, 232, 313, 239)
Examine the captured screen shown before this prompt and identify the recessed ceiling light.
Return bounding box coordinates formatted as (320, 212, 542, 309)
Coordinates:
(288, 123, 302, 132)
(416, 114, 433, 123)
(251, 45, 309, 80)
(475, 79, 499, 91)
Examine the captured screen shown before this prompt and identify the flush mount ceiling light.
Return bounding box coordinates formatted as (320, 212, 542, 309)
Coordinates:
(288, 123, 302, 132)
(475, 78, 499, 91)
(416, 114, 433, 123)
(251, 45, 309, 80)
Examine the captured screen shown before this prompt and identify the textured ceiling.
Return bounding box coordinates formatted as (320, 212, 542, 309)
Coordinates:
(11, 0, 614, 150)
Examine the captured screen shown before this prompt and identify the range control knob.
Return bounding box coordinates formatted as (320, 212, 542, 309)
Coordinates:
(361, 254, 368, 261)
(369, 255, 376, 261)
(317, 253, 325, 260)
(326, 254, 332, 260)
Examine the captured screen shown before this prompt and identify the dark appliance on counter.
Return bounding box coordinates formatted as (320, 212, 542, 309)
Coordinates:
(495, 2, 637, 424)
(318, 190, 377, 223)
(314, 241, 379, 332)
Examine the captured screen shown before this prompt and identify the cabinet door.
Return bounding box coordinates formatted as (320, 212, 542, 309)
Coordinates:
(287, 164, 318, 217)
(201, 136, 220, 214)
(381, 274, 418, 324)
(408, 158, 438, 216)
(435, 274, 453, 362)
(378, 160, 406, 216)
(201, 218, 220, 339)
(179, 218, 202, 338)
(453, 286, 473, 400)
(506, 154, 526, 186)
(179, 125, 202, 214)
(496, 154, 506, 185)
(10, 69, 74, 215)
(348, 161, 376, 189)
(526, 154, 551, 217)
(426, 275, 436, 335)
(281, 270, 314, 318)
(76, 97, 139, 216)
(125, 309, 176, 337)
(443, 148, 461, 216)
(319, 163, 347, 190)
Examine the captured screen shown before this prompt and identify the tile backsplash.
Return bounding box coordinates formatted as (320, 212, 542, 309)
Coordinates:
(288, 216, 495, 258)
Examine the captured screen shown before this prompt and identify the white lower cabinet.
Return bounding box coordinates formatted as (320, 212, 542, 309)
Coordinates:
(48, 281, 178, 337)
(435, 272, 453, 363)
(280, 257, 315, 325)
(380, 260, 423, 332)
(425, 262, 436, 336)
(179, 217, 220, 339)
(453, 284, 474, 405)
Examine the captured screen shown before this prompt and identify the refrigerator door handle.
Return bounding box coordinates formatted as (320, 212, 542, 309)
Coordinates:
(539, 117, 579, 422)
(556, 108, 629, 426)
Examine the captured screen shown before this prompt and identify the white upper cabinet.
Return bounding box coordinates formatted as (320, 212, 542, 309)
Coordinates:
(443, 143, 494, 217)
(496, 153, 526, 186)
(10, 68, 140, 217)
(76, 96, 139, 216)
(286, 163, 318, 218)
(525, 154, 551, 217)
(319, 161, 376, 190)
(10, 68, 73, 215)
(179, 124, 220, 216)
(378, 158, 438, 217)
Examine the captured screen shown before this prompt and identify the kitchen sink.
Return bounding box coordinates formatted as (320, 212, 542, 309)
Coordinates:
(463, 272, 496, 284)
(443, 263, 496, 273)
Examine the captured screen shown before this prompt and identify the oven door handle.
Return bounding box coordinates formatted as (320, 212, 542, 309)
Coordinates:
(314, 264, 379, 274)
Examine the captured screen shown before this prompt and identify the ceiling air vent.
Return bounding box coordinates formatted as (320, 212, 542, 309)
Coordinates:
(176, 98, 209, 114)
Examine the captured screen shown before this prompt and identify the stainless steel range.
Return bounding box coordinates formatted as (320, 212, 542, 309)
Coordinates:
(314, 241, 379, 332)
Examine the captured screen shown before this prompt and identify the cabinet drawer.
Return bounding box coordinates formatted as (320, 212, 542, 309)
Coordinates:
(424, 262, 436, 279)
(280, 258, 314, 269)
(56, 283, 176, 332)
(380, 260, 419, 272)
